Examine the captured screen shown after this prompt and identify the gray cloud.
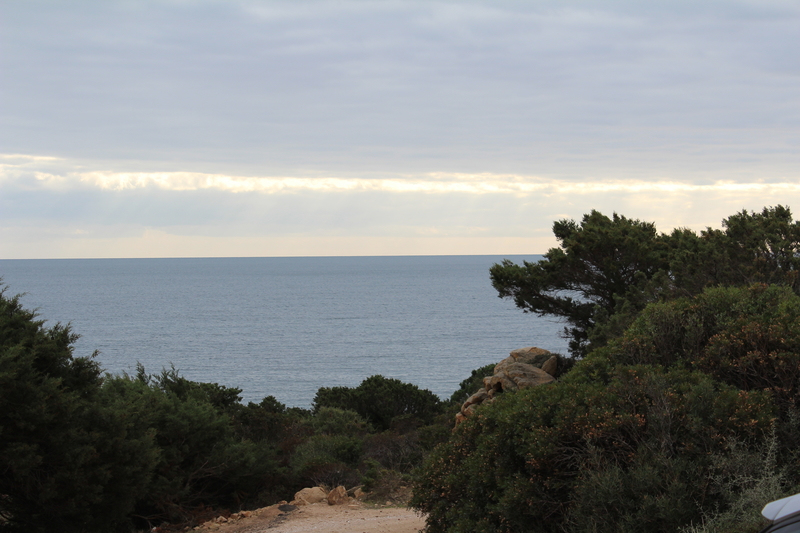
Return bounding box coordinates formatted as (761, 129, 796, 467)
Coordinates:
(1, 1, 799, 257)
(3, 0, 798, 176)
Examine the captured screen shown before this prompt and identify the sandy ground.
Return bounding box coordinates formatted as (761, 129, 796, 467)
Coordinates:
(192, 501, 426, 533)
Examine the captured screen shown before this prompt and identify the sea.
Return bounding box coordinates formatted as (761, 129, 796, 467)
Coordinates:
(0, 256, 569, 408)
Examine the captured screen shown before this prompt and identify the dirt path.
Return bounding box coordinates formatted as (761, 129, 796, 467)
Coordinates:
(192, 502, 426, 533)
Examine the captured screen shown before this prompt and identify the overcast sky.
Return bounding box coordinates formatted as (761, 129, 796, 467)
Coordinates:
(1, 0, 799, 258)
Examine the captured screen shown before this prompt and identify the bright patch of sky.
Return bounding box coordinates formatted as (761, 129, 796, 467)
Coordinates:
(1, 0, 799, 258)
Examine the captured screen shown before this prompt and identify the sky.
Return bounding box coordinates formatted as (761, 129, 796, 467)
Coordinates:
(1, 0, 799, 259)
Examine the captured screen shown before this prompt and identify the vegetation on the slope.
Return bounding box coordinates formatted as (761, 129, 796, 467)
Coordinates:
(0, 290, 157, 532)
(0, 285, 452, 531)
(412, 206, 800, 533)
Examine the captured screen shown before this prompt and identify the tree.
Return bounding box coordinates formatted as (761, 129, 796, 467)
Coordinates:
(490, 210, 670, 355)
(491, 206, 800, 356)
(690, 206, 800, 291)
(313, 375, 443, 431)
(0, 288, 157, 532)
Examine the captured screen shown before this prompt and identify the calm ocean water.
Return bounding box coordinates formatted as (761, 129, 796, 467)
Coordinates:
(0, 256, 568, 407)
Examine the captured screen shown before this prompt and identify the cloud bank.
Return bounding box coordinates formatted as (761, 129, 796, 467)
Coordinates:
(1, 1, 798, 258)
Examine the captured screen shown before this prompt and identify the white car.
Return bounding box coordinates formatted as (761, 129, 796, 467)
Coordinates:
(761, 493, 800, 532)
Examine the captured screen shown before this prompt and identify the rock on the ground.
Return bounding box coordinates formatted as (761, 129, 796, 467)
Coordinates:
(292, 486, 328, 505)
(327, 486, 350, 505)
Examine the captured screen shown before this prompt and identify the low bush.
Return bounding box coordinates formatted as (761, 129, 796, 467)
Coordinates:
(102, 369, 282, 527)
(313, 375, 444, 430)
(412, 362, 774, 533)
(290, 434, 364, 488)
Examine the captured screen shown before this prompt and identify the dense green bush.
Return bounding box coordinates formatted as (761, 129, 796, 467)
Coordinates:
(313, 375, 444, 430)
(412, 281, 800, 532)
(102, 370, 281, 526)
(607, 284, 800, 411)
(0, 289, 158, 532)
(412, 362, 774, 533)
(678, 430, 788, 533)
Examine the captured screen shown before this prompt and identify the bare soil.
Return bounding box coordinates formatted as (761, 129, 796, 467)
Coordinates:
(191, 501, 426, 533)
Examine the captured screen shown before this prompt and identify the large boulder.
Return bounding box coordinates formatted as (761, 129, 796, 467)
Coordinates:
(327, 485, 350, 505)
(484, 363, 554, 394)
(291, 486, 328, 505)
(456, 347, 561, 426)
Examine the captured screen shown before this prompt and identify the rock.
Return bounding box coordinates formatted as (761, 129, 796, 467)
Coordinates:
(502, 362, 554, 388)
(541, 355, 558, 377)
(354, 487, 367, 500)
(327, 485, 350, 505)
(278, 504, 298, 513)
(484, 373, 515, 393)
(463, 389, 489, 408)
(292, 486, 327, 505)
(507, 346, 553, 365)
(456, 347, 560, 426)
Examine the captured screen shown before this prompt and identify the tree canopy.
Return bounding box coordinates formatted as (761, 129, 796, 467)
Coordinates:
(490, 206, 800, 356)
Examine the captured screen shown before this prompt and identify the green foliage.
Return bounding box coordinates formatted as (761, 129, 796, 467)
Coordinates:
(290, 434, 364, 488)
(413, 272, 800, 533)
(694, 206, 800, 291)
(490, 210, 670, 355)
(411, 363, 774, 533)
(677, 430, 789, 533)
(0, 285, 293, 531)
(0, 288, 158, 532)
(611, 283, 800, 411)
(231, 395, 290, 443)
(491, 206, 800, 356)
(313, 375, 443, 431)
(102, 369, 282, 526)
(309, 407, 372, 436)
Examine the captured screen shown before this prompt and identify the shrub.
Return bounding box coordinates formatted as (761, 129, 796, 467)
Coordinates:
(310, 407, 372, 436)
(0, 289, 158, 532)
(612, 284, 800, 411)
(676, 431, 787, 533)
(411, 363, 774, 533)
(313, 375, 443, 431)
(290, 434, 364, 488)
(102, 370, 281, 526)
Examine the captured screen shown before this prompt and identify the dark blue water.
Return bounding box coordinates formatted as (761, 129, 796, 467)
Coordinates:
(0, 256, 568, 407)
